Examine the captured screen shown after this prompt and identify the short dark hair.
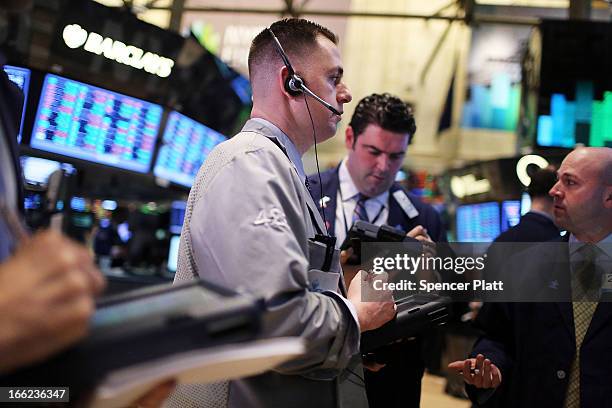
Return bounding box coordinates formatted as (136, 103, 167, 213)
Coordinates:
(528, 167, 557, 199)
(248, 18, 337, 80)
(349, 93, 417, 144)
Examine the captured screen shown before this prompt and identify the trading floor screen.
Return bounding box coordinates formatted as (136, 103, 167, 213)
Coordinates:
(456, 202, 501, 242)
(31, 74, 162, 173)
(153, 111, 226, 187)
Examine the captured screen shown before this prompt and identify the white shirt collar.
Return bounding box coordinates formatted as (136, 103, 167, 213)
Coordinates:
(338, 158, 389, 207)
(569, 232, 612, 259)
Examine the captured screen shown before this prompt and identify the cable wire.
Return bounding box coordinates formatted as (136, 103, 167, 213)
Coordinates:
(303, 93, 330, 236)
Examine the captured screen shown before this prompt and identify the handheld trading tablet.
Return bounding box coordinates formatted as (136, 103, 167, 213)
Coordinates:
(360, 294, 451, 354)
(340, 220, 421, 265)
(2, 280, 263, 397)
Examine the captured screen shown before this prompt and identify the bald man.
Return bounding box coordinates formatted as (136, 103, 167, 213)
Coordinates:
(449, 147, 612, 408)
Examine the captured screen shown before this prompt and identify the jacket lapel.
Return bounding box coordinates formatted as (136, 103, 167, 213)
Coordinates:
(548, 238, 575, 339)
(317, 166, 340, 236)
(308, 169, 350, 295)
(584, 303, 612, 344)
(556, 302, 575, 341)
(303, 185, 328, 236)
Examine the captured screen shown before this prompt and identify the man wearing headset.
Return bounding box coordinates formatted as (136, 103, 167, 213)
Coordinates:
(171, 18, 395, 408)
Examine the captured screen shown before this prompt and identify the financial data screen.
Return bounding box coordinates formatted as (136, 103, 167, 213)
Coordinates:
(154, 111, 226, 187)
(30, 74, 162, 173)
(167, 235, 180, 273)
(501, 200, 521, 232)
(3, 65, 30, 143)
(456, 202, 500, 242)
(169, 200, 186, 235)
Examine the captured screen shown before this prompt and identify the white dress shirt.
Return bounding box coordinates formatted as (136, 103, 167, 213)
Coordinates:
(568, 233, 612, 290)
(334, 158, 389, 247)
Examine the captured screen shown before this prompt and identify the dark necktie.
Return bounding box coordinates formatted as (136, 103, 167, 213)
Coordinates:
(352, 193, 369, 224)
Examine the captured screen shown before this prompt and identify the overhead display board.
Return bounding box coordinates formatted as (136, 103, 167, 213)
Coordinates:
(31, 73, 162, 173)
(154, 111, 226, 187)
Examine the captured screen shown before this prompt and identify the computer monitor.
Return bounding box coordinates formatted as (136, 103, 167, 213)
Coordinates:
(169, 200, 186, 235)
(24, 191, 43, 210)
(456, 202, 501, 242)
(536, 86, 612, 148)
(20, 156, 75, 186)
(3, 65, 30, 143)
(69, 196, 89, 212)
(520, 192, 532, 215)
(230, 75, 252, 105)
(153, 111, 226, 187)
(501, 200, 521, 232)
(30, 74, 162, 173)
(166, 235, 180, 273)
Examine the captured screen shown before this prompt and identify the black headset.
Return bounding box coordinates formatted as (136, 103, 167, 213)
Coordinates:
(267, 28, 341, 116)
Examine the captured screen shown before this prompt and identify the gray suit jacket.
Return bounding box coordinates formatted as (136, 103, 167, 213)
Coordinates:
(167, 119, 364, 408)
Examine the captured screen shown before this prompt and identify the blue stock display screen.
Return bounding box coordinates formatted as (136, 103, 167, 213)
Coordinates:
(31, 74, 162, 173)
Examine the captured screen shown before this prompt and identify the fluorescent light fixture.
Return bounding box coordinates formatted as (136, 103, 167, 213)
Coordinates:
(476, 0, 568, 7)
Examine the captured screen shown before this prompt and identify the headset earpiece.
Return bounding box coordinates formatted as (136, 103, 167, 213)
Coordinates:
(285, 74, 304, 97)
(268, 27, 340, 116)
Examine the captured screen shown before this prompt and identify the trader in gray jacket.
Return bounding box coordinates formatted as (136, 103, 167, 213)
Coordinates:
(169, 18, 396, 408)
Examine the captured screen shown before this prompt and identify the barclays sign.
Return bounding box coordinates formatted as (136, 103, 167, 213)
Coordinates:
(62, 23, 175, 78)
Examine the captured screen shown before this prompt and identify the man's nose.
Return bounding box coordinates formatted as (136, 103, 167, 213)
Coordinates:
(549, 182, 561, 198)
(337, 82, 352, 104)
(376, 155, 391, 172)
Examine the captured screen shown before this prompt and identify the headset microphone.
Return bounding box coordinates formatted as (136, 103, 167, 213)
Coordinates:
(267, 28, 341, 116)
(299, 84, 342, 116)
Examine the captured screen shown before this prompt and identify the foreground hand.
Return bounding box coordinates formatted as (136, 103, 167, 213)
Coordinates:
(448, 354, 502, 389)
(406, 225, 436, 257)
(340, 247, 361, 284)
(347, 270, 396, 332)
(363, 360, 386, 372)
(462, 301, 483, 322)
(0, 230, 105, 373)
(125, 379, 176, 408)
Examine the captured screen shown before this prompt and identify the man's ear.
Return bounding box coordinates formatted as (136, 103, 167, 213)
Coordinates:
(345, 126, 355, 150)
(604, 186, 612, 209)
(278, 65, 293, 99)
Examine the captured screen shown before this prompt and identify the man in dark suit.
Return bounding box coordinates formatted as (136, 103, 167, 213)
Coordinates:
(449, 147, 612, 408)
(494, 167, 560, 243)
(308, 93, 447, 408)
